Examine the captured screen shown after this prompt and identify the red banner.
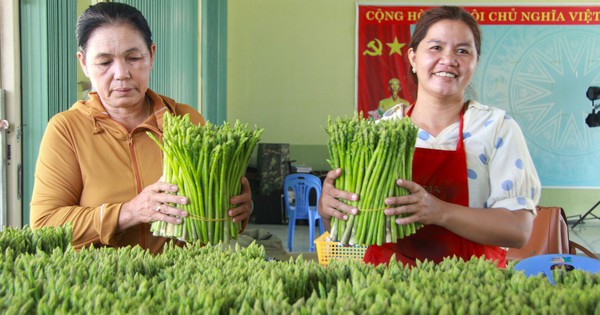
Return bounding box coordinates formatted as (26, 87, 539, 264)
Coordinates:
(356, 5, 600, 118)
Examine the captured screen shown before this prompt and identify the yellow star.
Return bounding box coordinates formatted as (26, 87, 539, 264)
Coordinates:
(387, 37, 405, 56)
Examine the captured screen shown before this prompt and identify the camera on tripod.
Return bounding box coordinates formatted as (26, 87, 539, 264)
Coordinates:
(585, 86, 600, 128)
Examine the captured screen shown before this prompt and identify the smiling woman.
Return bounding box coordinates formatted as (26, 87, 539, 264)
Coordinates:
(29, 2, 253, 253)
(319, 6, 541, 268)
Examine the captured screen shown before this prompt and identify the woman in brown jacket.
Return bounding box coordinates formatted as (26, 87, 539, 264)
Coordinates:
(30, 2, 253, 253)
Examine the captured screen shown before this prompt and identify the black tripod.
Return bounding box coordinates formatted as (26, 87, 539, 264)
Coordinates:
(570, 200, 600, 228)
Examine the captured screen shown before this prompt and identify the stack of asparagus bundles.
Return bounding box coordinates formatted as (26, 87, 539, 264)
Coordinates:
(326, 113, 420, 246)
(148, 113, 262, 244)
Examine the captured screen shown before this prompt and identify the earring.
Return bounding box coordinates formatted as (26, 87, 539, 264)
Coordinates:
(412, 67, 416, 73)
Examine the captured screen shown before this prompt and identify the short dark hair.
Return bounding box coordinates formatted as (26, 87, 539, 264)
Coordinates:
(408, 6, 481, 83)
(76, 2, 153, 54)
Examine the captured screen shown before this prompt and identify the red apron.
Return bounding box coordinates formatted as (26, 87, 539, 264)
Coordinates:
(363, 107, 506, 268)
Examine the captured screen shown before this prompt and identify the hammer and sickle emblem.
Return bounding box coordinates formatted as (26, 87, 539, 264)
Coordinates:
(363, 39, 383, 56)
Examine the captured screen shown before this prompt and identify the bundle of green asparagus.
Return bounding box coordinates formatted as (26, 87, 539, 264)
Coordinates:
(326, 113, 420, 246)
(148, 113, 262, 244)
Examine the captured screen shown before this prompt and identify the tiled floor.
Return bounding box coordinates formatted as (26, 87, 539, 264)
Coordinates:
(247, 222, 315, 254)
(247, 217, 600, 257)
(569, 218, 600, 256)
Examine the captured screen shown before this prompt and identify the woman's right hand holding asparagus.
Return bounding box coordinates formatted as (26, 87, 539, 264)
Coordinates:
(318, 168, 358, 230)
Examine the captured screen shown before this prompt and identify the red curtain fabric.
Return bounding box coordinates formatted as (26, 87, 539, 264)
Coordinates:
(357, 6, 422, 117)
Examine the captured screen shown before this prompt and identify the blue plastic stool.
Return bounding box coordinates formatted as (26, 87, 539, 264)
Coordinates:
(514, 254, 600, 284)
(283, 173, 325, 252)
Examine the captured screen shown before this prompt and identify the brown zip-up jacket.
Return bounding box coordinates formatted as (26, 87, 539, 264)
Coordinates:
(30, 89, 206, 253)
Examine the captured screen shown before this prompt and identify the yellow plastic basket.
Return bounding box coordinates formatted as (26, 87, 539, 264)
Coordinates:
(314, 231, 368, 265)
